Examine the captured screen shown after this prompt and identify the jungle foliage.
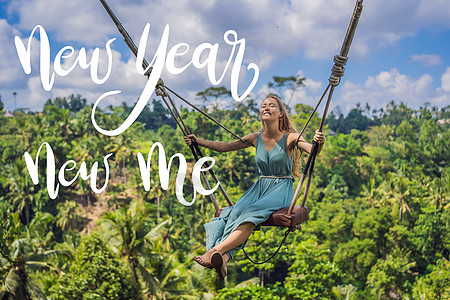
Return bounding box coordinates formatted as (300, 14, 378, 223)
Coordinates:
(0, 89, 449, 299)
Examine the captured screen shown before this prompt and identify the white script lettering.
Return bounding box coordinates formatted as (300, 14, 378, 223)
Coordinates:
(91, 23, 260, 136)
(15, 24, 259, 137)
(137, 142, 219, 206)
(24, 142, 112, 199)
(14, 25, 115, 91)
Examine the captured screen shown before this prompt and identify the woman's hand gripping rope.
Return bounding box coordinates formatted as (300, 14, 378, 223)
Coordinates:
(184, 134, 198, 146)
(313, 130, 325, 144)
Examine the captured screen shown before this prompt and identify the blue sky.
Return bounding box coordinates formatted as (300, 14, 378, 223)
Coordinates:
(1, 0, 449, 115)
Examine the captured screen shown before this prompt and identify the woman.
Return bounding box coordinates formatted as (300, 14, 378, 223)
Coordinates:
(184, 95, 325, 279)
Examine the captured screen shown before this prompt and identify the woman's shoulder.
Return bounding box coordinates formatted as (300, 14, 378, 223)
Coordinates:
(285, 131, 299, 141)
(286, 131, 303, 147)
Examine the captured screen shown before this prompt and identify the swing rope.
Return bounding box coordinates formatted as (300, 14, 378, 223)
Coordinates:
(155, 83, 234, 209)
(161, 84, 254, 148)
(242, 228, 293, 265)
(99, 0, 364, 264)
(226, 0, 363, 264)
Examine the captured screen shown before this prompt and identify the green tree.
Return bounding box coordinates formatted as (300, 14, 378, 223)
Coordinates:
(49, 233, 139, 300)
(0, 212, 66, 300)
(67, 94, 87, 113)
(412, 258, 450, 300)
(366, 253, 415, 299)
(55, 200, 82, 231)
(409, 206, 450, 273)
(284, 239, 342, 299)
(361, 178, 381, 208)
(115, 99, 176, 131)
(321, 133, 364, 195)
(196, 86, 232, 123)
(98, 200, 175, 298)
(292, 103, 322, 141)
(267, 75, 305, 108)
(427, 173, 449, 211)
(378, 101, 414, 127)
(334, 238, 377, 288)
(326, 103, 373, 134)
(391, 165, 412, 222)
(3, 159, 39, 225)
(216, 281, 287, 300)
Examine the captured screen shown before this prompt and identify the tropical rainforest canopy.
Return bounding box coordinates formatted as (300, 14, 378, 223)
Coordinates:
(0, 81, 449, 299)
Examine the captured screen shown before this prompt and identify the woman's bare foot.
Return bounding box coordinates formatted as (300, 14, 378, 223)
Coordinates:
(193, 255, 212, 269)
(192, 248, 217, 269)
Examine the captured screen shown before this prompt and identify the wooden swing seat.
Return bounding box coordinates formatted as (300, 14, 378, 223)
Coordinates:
(214, 205, 309, 228)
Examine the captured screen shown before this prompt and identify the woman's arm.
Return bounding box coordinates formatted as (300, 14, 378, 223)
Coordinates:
(288, 130, 325, 154)
(184, 132, 258, 153)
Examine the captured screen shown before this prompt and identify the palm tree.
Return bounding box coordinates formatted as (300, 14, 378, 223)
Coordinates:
(56, 200, 82, 231)
(98, 199, 172, 297)
(362, 178, 381, 208)
(267, 75, 305, 108)
(427, 174, 449, 212)
(4, 160, 37, 224)
(391, 165, 412, 222)
(28, 114, 45, 144)
(70, 134, 104, 203)
(55, 108, 72, 138)
(13, 115, 30, 146)
(143, 249, 196, 299)
(106, 131, 134, 185)
(0, 212, 70, 299)
(69, 106, 91, 138)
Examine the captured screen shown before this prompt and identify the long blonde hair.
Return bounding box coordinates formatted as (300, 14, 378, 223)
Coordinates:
(264, 95, 303, 178)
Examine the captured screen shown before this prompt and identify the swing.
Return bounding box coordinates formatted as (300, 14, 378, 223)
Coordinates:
(99, 0, 364, 262)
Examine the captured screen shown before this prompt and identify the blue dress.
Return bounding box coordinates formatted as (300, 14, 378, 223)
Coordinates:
(204, 131, 294, 258)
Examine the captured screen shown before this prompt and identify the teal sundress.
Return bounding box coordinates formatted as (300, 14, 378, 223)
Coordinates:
(204, 131, 294, 259)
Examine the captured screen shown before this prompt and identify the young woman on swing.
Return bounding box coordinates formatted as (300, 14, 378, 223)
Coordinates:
(184, 95, 325, 279)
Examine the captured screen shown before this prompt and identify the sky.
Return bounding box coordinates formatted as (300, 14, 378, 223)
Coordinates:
(1, 0, 450, 116)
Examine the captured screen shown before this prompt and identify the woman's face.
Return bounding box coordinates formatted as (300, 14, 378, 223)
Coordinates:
(260, 97, 282, 121)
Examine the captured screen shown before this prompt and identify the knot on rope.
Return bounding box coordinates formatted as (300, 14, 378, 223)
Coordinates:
(328, 55, 348, 86)
(290, 223, 302, 232)
(155, 79, 167, 97)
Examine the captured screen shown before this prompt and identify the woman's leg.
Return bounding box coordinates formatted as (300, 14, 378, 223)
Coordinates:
(214, 222, 255, 255)
(196, 222, 255, 265)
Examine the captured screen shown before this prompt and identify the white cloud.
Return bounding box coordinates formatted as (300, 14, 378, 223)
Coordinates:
(15, 47, 149, 111)
(257, 67, 448, 114)
(357, 0, 450, 48)
(256, 70, 323, 109)
(0, 18, 41, 111)
(304, 78, 323, 93)
(336, 68, 447, 112)
(2, 0, 450, 113)
(24, 76, 52, 110)
(289, 71, 323, 107)
(430, 93, 450, 106)
(440, 67, 450, 92)
(9, 0, 113, 45)
(429, 67, 450, 106)
(7, 0, 450, 65)
(410, 54, 442, 67)
(0, 20, 24, 85)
